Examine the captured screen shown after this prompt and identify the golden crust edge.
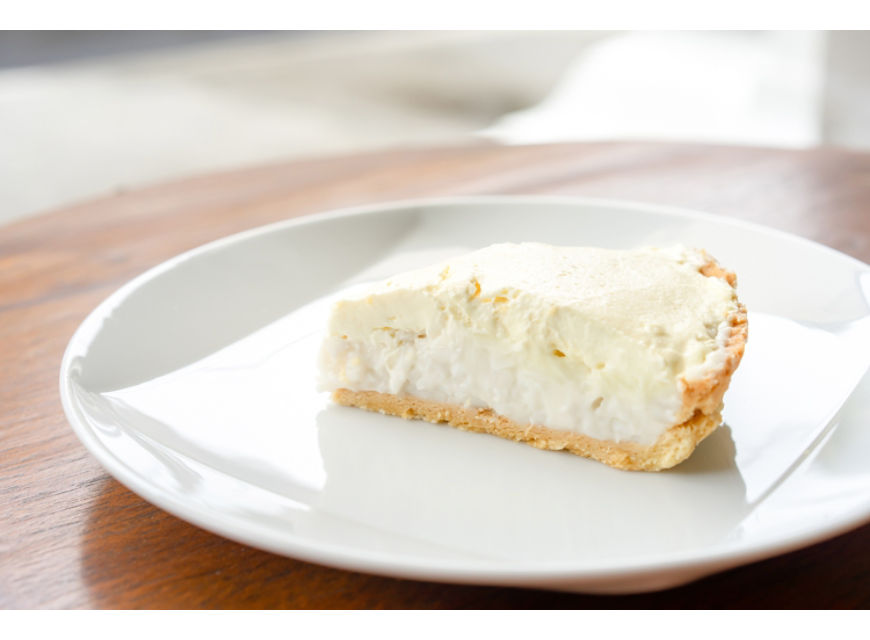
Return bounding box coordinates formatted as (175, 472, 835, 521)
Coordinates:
(333, 388, 723, 471)
(673, 255, 748, 423)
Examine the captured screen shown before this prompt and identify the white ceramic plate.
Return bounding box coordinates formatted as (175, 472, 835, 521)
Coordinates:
(61, 197, 870, 594)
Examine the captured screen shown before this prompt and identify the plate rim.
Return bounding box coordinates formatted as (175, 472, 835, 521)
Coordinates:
(59, 195, 870, 587)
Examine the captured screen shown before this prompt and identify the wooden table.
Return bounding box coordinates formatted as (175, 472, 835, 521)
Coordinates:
(2, 142, 869, 609)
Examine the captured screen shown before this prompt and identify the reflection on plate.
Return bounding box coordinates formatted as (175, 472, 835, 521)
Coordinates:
(61, 197, 870, 593)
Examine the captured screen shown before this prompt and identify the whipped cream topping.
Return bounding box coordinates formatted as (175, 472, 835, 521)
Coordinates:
(318, 243, 740, 445)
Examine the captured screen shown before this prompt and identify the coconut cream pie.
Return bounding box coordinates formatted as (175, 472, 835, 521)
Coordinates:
(318, 243, 747, 471)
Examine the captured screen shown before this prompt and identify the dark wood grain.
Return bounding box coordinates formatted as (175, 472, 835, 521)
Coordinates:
(2, 141, 869, 609)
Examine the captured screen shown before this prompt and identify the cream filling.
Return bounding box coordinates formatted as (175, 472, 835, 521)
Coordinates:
(317, 243, 740, 445)
(319, 321, 690, 444)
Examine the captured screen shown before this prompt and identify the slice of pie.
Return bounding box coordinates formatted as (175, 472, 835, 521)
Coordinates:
(318, 243, 747, 471)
